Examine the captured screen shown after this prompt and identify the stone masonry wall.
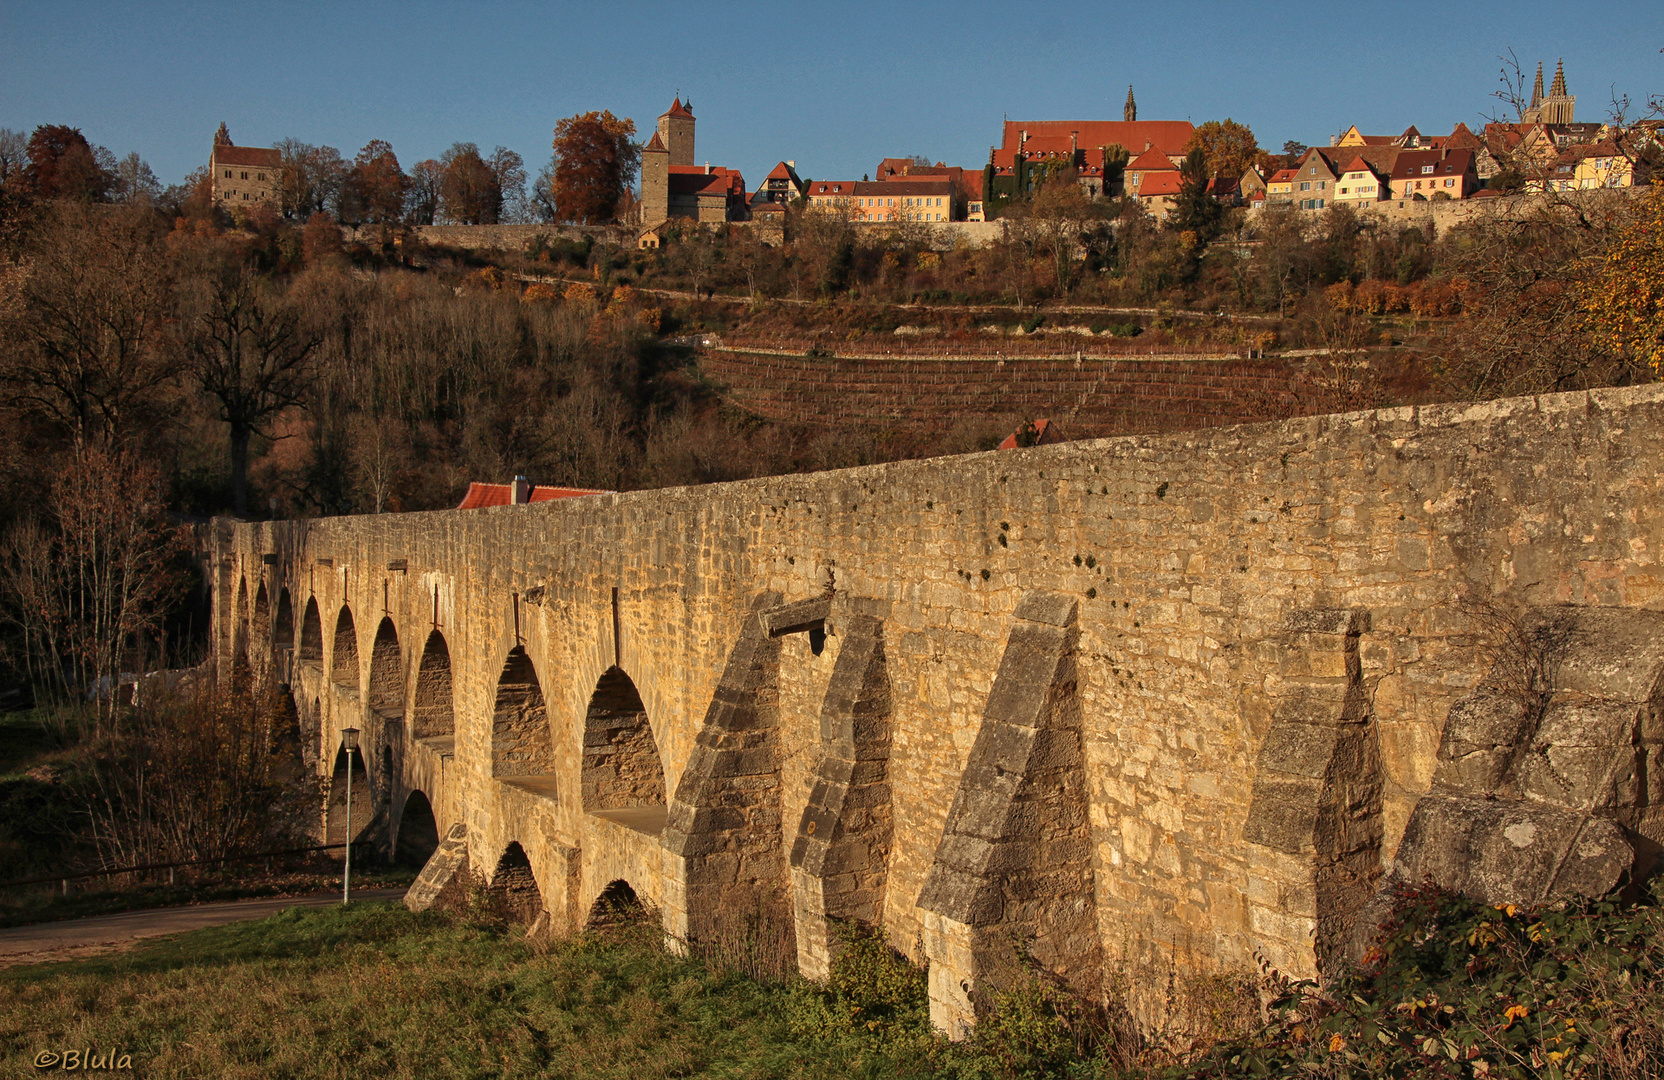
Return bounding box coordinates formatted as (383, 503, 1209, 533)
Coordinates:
(218, 383, 1664, 1028)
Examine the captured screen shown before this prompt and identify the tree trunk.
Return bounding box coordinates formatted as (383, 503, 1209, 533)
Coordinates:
(229, 424, 251, 518)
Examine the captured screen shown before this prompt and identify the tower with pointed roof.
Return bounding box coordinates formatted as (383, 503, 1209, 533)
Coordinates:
(641, 130, 670, 224)
(1124, 86, 1136, 123)
(657, 97, 696, 168)
(1541, 59, 1575, 125)
(1524, 59, 1574, 125)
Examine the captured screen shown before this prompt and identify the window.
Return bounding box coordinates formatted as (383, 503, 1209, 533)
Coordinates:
(1421, 165, 1434, 174)
(240, 171, 248, 180)
(223, 170, 231, 178)
(1300, 181, 1310, 191)
(1317, 181, 1325, 189)
(258, 172, 265, 180)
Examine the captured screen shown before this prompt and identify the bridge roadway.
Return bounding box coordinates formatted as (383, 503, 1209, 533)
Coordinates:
(214, 383, 1664, 1034)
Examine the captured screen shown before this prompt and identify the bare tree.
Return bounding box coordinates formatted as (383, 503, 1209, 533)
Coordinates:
(0, 202, 176, 445)
(180, 264, 322, 516)
(0, 445, 185, 728)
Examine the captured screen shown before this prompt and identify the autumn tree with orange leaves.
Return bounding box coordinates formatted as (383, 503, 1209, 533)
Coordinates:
(549, 111, 639, 224)
(1578, 184, 1664, 374)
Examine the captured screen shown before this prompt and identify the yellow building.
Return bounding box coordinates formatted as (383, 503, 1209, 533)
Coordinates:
(1569, 142, 1634, 189)
(1332, 156, 1387, 204)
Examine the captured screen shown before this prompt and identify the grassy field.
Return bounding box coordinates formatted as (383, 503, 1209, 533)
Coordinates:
(0, 900, 937, 1080)
(5, 883, 1664, 1079)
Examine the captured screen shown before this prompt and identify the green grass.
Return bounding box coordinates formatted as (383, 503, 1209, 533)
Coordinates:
(0, 901, 931, 1080)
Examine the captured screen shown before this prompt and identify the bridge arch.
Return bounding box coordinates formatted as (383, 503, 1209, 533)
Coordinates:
(581, 666, 666, 818)
(491, 646, 556, 784)
(253, 581, 271, 644)
(331, 606, 359, 689)
(412, 630, 455, 740)
(488, 841, 545, 924)
(395, 790, 440, 867)
(326, 740, 373, 845)
(298, 598, 323, 666)
(230, 578, 252, 691)
(588, 879, 648, 929)
(368, 617, 403, 719)
(274, 588, 295, 651)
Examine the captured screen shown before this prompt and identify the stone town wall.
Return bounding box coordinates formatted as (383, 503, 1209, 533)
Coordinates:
(215, 382, 1664, 1030)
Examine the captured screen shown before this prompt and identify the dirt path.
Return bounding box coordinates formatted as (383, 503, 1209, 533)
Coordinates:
(0, 888, 407, 967)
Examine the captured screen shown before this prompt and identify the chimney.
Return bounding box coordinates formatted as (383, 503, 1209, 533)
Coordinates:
(704, 162, 712, 174)
(1019, 129, 1028, 152)
(1070, 130, 1078, 155)
(786, 160, 795, 169)
(511, 476, 532, 505)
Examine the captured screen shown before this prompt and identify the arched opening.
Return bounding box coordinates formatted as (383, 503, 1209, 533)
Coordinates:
(326, 742, 373, 848)
(332, 606, 359, 689)
(582, 666, 666, 831)
(412, 630, 455, 742)
(587, 879, 648, 929)
(230, 579, 252, 694)
(488, 841, 544, 925)
(305, 696, 322, 770)
(253, 582, 271, 643)
(274, 588, 295, 651)
(367, 617, 403, 718)
(395, 790, 439, 867)
(265, 690, 304, 784)
(491, 647, 556, 788)
(299, 598, 323, 666)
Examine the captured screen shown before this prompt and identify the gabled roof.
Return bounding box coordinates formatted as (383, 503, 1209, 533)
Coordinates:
(1338, 155, 1379, 177)
(644, 132, 667, 152)
(1127, 146, 1177, 171)
(997, 418, 1066, 450)
(212, 144, 281, 168)
(457, 483, 612, 509)
(661, 97, 694, 119)
(1001, 119, 1193, 157)
(1444, 122, 1481, 150)
(1268, 168, 1298, 183)
(1135, 171, 1186, 197)
(1389, 149, 1474, 180)
(765, 161, 801, 182)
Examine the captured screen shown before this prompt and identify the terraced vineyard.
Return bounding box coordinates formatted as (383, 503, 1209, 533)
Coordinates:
(697, 348, 1321, 435)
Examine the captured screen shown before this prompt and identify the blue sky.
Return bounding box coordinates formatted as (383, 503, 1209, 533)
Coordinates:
(3, 0, 1660, 191)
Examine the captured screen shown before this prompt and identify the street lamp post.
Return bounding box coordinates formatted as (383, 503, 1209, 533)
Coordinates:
(341, 727, 359, 904)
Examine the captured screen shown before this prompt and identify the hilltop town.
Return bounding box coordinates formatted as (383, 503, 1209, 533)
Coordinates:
(192, 59, 1653, 245)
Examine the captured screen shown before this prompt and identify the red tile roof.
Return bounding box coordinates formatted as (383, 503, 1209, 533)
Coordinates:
(457, 483, 612, 510)
(1268, 168, 1298, 183)
(998, 418, 1066, 450)
(662, 97, 694, 119)
(213, 144, 281, 168)
(1001, 119, 1193, 157)
(1127, 146, 1177, 171)
(1388, 149, 1473, 180)
(1135, 172, 1186, 197)
(644, 132, 666, 152)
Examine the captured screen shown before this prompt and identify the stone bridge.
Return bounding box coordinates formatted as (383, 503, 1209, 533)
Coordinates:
(213, 383, 1664, 1033)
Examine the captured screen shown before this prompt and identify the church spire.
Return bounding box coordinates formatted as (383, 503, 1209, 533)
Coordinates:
(1549, 58, 1568, 98)
(1124, 85, 1136, 123)
(1530, 61, 1544, 109)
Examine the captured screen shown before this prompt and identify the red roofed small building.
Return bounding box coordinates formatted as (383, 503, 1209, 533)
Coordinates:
(998, 418, 1066, 450)
(456, 477, 613, 509)
(210, 129, 280, 209)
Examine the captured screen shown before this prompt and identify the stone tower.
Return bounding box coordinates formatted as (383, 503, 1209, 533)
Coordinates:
(640, 131, 669, 224)
(1529, 61, 1544, 116)
(1124, 86, 1136, 123)
(657, 97, 695, 168)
